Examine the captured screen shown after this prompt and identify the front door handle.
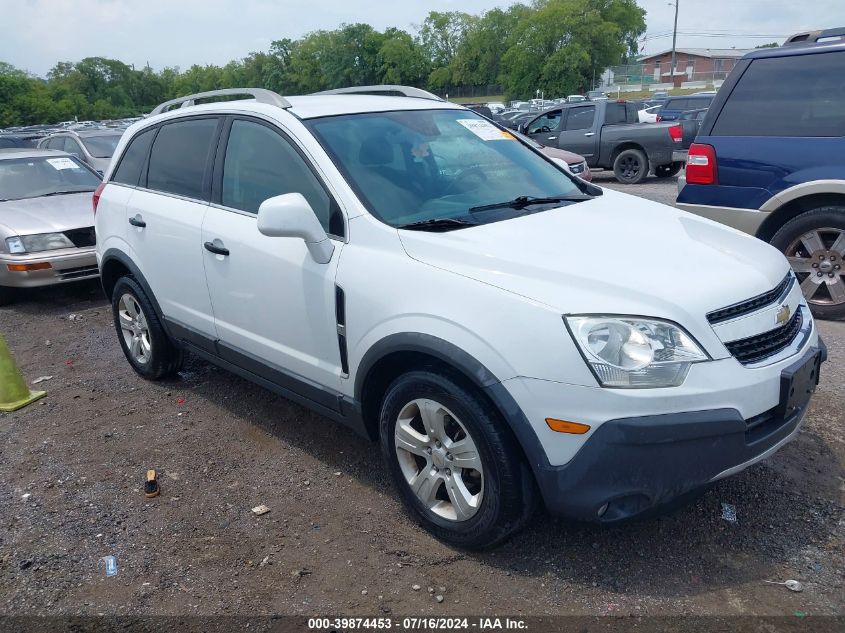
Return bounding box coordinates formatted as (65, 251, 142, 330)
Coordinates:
(128, 215, 146, 228)
(547, 136, 557, 141)
(204, 240, 230, 256)
(584, 132, 595, 137)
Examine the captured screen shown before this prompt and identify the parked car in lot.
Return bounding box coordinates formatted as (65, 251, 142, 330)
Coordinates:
(586, 90, 608, 101)
(657, 94, 714, 121)
(677, 27, 845, 319)
(567, 95, 587, 103)
(96, 87, 825, 548)
(518, 100, 685, 183)
(37, 129, 125, 174)
(638, 104, 663, 123)
(672, 108, 709, 162)
(513, 131, 592, 181)
(0, 133, 48, 150)
(0, 149, 101, 305)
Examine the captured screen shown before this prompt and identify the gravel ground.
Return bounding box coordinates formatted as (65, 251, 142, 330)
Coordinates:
(0, 177, 843, 622)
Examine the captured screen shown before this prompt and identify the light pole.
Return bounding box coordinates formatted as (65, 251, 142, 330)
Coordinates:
(669, 0, 680, 83)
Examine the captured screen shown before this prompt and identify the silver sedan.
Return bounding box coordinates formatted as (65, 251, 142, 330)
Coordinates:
(0, 149, 101, 305)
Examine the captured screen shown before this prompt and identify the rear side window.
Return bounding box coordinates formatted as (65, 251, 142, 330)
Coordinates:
(221, 119, 340, 234)
(565, 106, 595, 131)
(712, 51, 845, 137)
(665, 98, 689, 111)
(112, 129, 155, 186)
(147, 118, 219, 199)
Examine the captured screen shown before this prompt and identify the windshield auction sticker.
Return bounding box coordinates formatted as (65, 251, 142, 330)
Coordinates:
(456, 119, 514, 141)
(45, 157, 80, 170)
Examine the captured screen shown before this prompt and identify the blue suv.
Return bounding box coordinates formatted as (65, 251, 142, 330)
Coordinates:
(677, 27, 845, 319)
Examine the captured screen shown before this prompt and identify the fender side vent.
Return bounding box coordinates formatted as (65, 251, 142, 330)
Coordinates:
(335, 285, 349, 376)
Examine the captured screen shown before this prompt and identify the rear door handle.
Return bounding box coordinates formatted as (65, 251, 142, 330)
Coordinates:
(128, 215, 146, 228)
(584, 132, 595, 137)
(547, 136, 557, 140)
(204, 240, 229, 256)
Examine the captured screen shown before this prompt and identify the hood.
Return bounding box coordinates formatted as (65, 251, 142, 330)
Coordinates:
(0, 192, 95, 237)
(398, 188, 790, 322)
(538, 146, 585, 164)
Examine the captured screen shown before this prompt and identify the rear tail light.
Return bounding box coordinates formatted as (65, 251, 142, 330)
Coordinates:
(656, 114, 662, 122)
(668, 124, 683, 143)
(92, 182, 106, 214)
(686, 143, 718, 185)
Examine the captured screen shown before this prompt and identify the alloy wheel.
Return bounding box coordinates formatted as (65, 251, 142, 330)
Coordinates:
(785, 228, 845, 307)
(118, 293, 152, 365)
(394, 398, 484, 522)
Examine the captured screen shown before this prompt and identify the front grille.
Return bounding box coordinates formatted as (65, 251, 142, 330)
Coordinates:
(63, 227, 96, 248)
(707, 274, 793, 325)
(725, 308, 803, 365)
(57, 265, 99, 280)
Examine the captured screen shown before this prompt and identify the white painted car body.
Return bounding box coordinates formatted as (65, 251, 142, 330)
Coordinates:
(95, 92, 823, 525)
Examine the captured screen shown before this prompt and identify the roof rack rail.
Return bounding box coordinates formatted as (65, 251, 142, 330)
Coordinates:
(150, 88, 291, 116)
(783, 26, 845, 45)
(311, 85, 444, 102)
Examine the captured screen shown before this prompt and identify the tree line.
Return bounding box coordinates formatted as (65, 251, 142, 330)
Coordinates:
(0, 0, 645, 126)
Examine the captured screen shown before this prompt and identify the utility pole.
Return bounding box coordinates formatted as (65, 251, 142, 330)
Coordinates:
(670, 0, 680, 83)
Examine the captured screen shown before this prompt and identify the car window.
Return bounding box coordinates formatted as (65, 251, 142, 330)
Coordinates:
(0, 138, 16, 149)
(147, 118, 219, 199)
(64, 138, 85, 158)
(306, 109, 583, 228)
(527, 110, 561, 134)
(712, 51, 845, 137)
(666, 99, 688, 111)
(221, 119, 339, 235)
(564, 106, 596, 131)
(0, 156, 101, 201)
(82, 134, 121, 158)
(112, 128, 155, 187)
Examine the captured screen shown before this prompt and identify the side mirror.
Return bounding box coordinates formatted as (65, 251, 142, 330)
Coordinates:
(257, 193, 334, 264)
(517, 123, 527, 134)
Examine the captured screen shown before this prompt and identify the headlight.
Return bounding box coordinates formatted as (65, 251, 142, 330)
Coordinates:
(5, 236, 26, 254)
(18, 233, 75, 253)
(565, 315, 709, 388)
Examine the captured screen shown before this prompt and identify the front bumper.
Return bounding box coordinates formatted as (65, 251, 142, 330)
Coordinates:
(503, 339, 825, 522)
(0, 248, 98, 288)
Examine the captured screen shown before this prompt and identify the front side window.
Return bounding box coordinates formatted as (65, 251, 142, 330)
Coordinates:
(221, 119, 337, 234)
(147, 118, 219, 199)
(712, 51, 845, 137)
(0, 156, 101, 202)
(565, 106, 596, 131)
(306, 109, 585, 228)
(527, 110, 561, 134)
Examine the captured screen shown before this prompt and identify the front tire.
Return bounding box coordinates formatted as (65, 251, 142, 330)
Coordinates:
(613, 148, 649, 184)
(654, 162, 683, 178)
(379, 369, 537, 549)
(770, 206, 845, 320)
(111, 276, 183, 379)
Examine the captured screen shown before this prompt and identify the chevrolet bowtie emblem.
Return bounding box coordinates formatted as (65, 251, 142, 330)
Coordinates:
(776, 304, 791, 325)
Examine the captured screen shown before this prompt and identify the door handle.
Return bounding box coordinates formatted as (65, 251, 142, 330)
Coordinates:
(204, 241, 230, 256)
(128, 215, 146, 228)
(547, 136, 557, 140)
(584, 132, 595, 137)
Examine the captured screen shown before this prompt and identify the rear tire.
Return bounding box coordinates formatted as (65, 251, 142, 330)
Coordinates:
(111, 276, 184, 379)
(770, 206, 845, 320)
(613, 148, 649, 184)
(654, 162, 683, 178)
(379, 369, 537, 549)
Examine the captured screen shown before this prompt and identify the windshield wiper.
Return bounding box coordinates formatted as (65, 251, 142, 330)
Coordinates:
(469, 194, 593, 214)
(397, 217, 478, 232)
(41, 190, 92, 197)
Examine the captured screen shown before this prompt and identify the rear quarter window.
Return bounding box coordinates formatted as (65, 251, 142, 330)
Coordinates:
(112, 128, 155, 186)
(712, 51, 845, 137)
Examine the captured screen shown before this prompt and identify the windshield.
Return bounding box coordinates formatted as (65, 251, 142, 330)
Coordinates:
(82, 134, 121, 158)
(306, 109, 584, 227)
(0, 157, 101, 201)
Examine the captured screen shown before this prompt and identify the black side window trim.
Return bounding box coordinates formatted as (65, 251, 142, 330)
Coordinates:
(210, 115, 346, 240)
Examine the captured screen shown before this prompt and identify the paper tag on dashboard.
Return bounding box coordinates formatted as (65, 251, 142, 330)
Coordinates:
(456, 119, 514, 141)
(46, 157, 80, 170)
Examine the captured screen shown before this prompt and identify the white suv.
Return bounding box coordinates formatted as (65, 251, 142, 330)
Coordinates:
(95, 87, 826, 548)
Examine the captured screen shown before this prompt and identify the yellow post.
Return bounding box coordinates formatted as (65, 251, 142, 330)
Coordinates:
(0, 335, 46, 412)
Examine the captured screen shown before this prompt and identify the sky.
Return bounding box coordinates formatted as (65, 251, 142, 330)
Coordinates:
(2, 0, 844, 77)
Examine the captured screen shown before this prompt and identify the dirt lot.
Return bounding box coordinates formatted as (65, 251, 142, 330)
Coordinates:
(1, 177, 843, 621)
